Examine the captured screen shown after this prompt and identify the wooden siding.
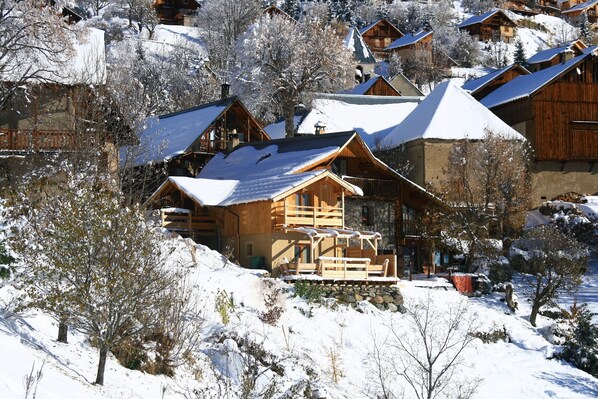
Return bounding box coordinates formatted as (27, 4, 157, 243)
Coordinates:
(471, 67, 528, 100)
(361, 19, 403, 59)
(363, 78, 401, 96)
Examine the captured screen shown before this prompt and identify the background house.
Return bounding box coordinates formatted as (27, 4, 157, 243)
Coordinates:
(480, 49, 598, 206)
(344, 26, 377, 84)
(462, 63, 530, 100)
(359, 19, 404, 60)
(341, 75, 401, 96)
(458, 9, 518, 43)
(561, 0, 598, 22)
(154, 0, 201, 25)
(526, 40, 587, 72)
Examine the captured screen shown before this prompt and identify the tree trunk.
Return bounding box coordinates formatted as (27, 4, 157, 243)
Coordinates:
(95, 344, 109, 385)
(283, 102, 296, 139)
(530, 300, 541, 327)
(57, 320, 68, 343)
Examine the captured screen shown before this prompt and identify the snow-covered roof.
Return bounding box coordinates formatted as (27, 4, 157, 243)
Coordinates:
(262, 95, 421, 148)
(526, 41, 585, 64)
(1, 27, 106, 85)
(562, 0, 598, 13)
(457, 9, 515, 28)
(344, 27, 376, 64)
(159, 172, 342, 206)
(461, 64, 530, 93)
(381, 81, 525, 147)
(385, 31, 432, 50)
(480, 52, 595, 108)
(121, 97, 235, 168)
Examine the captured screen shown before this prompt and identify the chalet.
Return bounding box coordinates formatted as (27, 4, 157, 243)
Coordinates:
(526, 40, 587, 72)
(263, 5, 295, 21)
(0, 28, 115, 187)
(457, 9, 518, 43)
(344, 27, 377, 84)
(154, 0, 201, 25)
(263, 93, 422, 149)
(462, 63, 530, 100)
(384, 30, 433, 60)
(480, 49, 598, 206)
(341, 76, 401, 97)
(146, 131, 441, 278)
(377, 81, 525, 193)
(358, 19, 404, 60)
(120, 92, 268, 194)
(561, 0, 598, 22)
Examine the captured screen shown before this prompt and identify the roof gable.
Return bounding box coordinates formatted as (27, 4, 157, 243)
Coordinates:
(457, 9, 517, 28)
(121, 97, 248, 167)
(480, 52, 595, 108)
(562, 0, 598, 13)
(344, 27, 376, 64)
(385, 31, 432, 50)
(358, 19, 403, 37)
(462, 64, 530, 94)
(341, 76, 400, 96)
(383, 80, 525, 147)
(527, 40, 587, 64)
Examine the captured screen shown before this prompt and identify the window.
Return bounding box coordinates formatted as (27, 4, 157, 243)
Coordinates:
(402, 205, 418, 236)
(246, 242, 254, 257)
(295, 192, 312, 207)
(331, 159, 347, 177)
(293, 245, 311, 263)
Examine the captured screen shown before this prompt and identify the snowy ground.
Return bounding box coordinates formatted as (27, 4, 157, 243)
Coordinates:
(1, 233, 598, 399)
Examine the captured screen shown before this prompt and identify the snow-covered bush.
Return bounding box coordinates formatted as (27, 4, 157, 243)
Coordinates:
(556, 303, 598, 378)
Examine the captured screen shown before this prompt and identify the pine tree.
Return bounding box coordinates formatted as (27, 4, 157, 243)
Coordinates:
(513, 40, 527, 66)
(558, 303, 598, 377)
(579, 13, 593, 44)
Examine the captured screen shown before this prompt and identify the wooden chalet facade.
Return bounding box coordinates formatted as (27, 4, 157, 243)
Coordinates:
(462, 63, 530, 100)
(458, 9, 518, 43)
(562, 0, 598, 22)
(154, 0, 200, 25)
(359, 19, 404, 60)
(480, 50, 598, 206)
(343, 76, 401, 96)
(526, 40, 587, 72)
(146, 131, 440, 278)
(384, 30, 434, 61)
(122, 94, 268, 195)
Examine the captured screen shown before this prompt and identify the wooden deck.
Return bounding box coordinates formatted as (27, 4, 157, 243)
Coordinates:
(0, 129, 78, 151)
(281, 255, 394, 282)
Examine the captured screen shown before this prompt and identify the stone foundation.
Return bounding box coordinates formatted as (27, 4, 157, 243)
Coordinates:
(304, 281, 404, 312)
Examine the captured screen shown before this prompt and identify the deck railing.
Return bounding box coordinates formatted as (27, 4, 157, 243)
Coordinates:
(0, 128, 79, 151)
(274, 204, 344, 228)
(160, 210, 216, 235)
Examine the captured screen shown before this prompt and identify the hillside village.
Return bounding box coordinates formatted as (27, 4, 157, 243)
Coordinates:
(0, 0, 597, 398)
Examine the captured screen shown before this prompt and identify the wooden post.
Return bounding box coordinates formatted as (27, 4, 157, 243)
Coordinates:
(313, 206, 317, 227)
(341, 191, 345, 228)
(284, 202, 288, 226)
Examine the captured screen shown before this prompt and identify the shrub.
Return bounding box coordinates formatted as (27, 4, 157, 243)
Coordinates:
(293, 281, 323, 303)
(215, 289, 235, 325)
(556, 303, 598, 377)
(471, 326, 510, 343)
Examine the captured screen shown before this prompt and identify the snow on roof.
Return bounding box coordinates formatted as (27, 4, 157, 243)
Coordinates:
(358, 20, 380, 35)
(168, 177, 237, 206)
(527, 43, 575, 64)
(382, 80, 525, 148)
(144, 25, 208, 59)
(263, 96, 421, 148)
(457, 9, 513, 28)
(341, 76, 382, 95)
(385, 31, 432, 50)
(480, 52, 593, 108)
(1, 27, 106, 85)
(461, 64, 530, 93)
(344, 27, 376, 64)
(198, 139, 342, 181)
(121, 98, 232, 167)
(562, 0, 598, 13)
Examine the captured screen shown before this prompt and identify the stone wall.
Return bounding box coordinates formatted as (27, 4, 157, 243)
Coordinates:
(345, 197, 395, 251)
(302, 281, 404, 312)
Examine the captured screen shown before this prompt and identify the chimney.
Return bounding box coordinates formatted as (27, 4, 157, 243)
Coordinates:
(364, 72, 371, 82)
(560, 49, 574, 63)
(314, 121, 326, 135)
(221, 83, 230, 99)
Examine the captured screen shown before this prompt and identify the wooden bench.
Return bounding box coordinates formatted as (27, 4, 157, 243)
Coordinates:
(317, 256, 370, 279)
(281, 262, 319, 275)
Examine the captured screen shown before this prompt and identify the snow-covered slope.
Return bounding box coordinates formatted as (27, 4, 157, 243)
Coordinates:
(1, 233, 597, 398)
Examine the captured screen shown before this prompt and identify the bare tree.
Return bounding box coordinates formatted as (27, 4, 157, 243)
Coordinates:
(195, 0, 261, 75)
(232, 14, 353, 137)
(385, 293, 480, 399)
(437, 131, 531, 272)
(14, 169, 183, 385)
(513, 225, 587, 327)
(0, 0, 73, 110)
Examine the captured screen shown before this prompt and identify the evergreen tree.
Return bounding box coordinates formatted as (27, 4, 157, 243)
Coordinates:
(579, 13, 593, 44)
(513, 40, 527, 66)
(558, 303, 598, 377)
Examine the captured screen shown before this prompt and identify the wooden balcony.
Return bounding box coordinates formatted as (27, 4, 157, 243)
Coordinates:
(343, 177, 400, 198)
(160, 209, 216, 236)
(274, 204, 344, 228)
(0, 129, 77, 152)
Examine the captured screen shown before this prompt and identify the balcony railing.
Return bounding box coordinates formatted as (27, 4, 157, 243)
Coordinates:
(343, 177, 401, 198)
(0, 129, 78, 151)
(274, 204, 344, 228)
(160, 209, 216, 235)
